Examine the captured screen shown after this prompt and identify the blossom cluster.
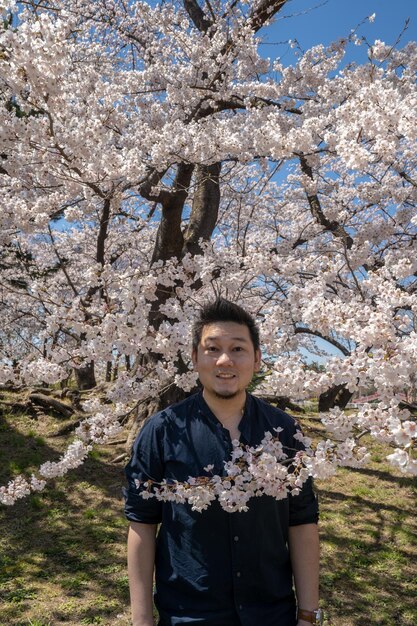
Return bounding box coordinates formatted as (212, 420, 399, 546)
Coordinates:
(0, 0, 417, 505)
(134, 429, 370, 513)
(0, 440, 92, 505)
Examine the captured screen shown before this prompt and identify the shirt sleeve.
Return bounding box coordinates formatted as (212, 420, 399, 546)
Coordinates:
(124, 415, 165, 524)
(288, 422, 319, 526)
(288, 476, 319, 526)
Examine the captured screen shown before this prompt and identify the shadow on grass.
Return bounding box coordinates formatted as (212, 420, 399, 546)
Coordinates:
(318, 487, 415, 516)
(317, 473, 417, 626)
(349, 465, 417, 488)
(0, 410, 130, 624)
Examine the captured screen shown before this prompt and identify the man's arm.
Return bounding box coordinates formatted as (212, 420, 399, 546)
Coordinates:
(127, 521, 157, 626)
(288, 522, 320, 626)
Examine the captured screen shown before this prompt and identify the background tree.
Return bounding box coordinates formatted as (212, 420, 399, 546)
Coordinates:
(1, 0, 416, 504)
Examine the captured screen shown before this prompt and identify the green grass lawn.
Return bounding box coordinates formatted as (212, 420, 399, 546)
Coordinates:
(0, 399, 416, 625)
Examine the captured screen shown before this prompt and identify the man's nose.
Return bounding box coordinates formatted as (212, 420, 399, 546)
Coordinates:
(216, 351, 233, 365)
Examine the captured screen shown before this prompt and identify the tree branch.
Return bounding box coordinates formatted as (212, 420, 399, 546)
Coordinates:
(183, 0, 212, 32)
(47, 225, 79, 297)
(399, 170, 417, 188)
(299, 155, 353, 250)
(137, 167, 170, 204)
(294, 326, 351, 357)
(249, 0, 288, 32)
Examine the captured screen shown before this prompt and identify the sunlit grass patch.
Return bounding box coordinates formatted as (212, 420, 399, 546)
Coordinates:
(316, 451, 417, 626)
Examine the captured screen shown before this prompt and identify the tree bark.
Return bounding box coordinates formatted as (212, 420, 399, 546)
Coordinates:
(126, 162, 223, 449)
(112, 357, 119, 381)
(150, 163, 194, 265)
(105, 361, 112, 383)
(144, 164, 194, 331)
(318, 384, 353, 412)
(74, 362, 97, 391)
(249, 0, 288, 32)
(183, 163, 221, 256)
(29, 393, 74, 418)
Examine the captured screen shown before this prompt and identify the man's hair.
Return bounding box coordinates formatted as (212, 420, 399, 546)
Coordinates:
(192, 298, 260, 352)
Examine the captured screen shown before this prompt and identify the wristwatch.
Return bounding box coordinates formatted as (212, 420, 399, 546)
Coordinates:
(297, 608, 324, 625)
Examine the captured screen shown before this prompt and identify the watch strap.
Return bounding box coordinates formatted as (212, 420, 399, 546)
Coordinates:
(297, 608, 320, 624)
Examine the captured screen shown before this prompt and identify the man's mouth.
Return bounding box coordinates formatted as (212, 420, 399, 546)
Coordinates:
(216, 373, 236, 379)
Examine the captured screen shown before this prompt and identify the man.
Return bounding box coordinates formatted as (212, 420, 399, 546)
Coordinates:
(124, 299, 321, 626)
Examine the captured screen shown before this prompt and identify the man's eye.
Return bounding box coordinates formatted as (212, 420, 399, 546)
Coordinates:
(233, 347, 243, 352)
(207, 346, 217, 352)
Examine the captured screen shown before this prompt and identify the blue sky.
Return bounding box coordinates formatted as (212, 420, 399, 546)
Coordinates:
(260, 0, 416, 65)
(256, 0, 416, 364)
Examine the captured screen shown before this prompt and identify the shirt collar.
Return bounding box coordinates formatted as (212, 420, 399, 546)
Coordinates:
(239, 394, 254, 444)
(196, 391, 255, 443)
(196, 391, 219, 427)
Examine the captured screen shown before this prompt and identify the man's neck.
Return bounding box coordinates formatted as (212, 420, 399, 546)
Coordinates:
(202, 389, 247, 432)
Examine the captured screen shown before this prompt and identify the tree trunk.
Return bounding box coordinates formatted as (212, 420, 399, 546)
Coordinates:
(74, 362, 96, 390)
(112, 357, 119, 381)
(182, 163, 221, 256)
(318, 384, 353, 412)
(125, 163, 223, 451)
(258, 394, 305, 413)
(105, 361, 112, 383)
(147, 164, 194, 331)
(128, 6, 291, 453)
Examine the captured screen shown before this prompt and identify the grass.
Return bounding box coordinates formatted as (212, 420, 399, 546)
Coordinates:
(303, 413, 417, 626)
(0, 399, 132, 626)
(0, 396, 416, 625)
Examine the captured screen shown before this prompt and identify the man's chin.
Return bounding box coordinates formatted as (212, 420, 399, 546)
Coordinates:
(213, 390, 239, 400)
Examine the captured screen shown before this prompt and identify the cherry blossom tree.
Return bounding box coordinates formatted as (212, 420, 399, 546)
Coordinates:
(1, 0, 416, 506)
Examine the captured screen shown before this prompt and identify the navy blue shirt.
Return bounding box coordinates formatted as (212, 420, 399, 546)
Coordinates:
(124, 392, 319, 626)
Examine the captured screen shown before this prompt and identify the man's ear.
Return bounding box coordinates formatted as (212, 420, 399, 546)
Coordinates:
(191, 349, 198, 367)
(254, 349, 261, 372)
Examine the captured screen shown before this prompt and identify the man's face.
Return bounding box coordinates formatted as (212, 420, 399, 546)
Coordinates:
(192, 322, 261, 403)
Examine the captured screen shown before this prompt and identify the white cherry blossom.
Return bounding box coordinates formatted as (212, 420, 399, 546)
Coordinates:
(0, 0, 416, 504)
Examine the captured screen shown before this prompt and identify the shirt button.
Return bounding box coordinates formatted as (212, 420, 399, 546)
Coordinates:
(236, 571, 241, 577)
(239, 604, 243, 610)
(234, 536, 239, 542)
